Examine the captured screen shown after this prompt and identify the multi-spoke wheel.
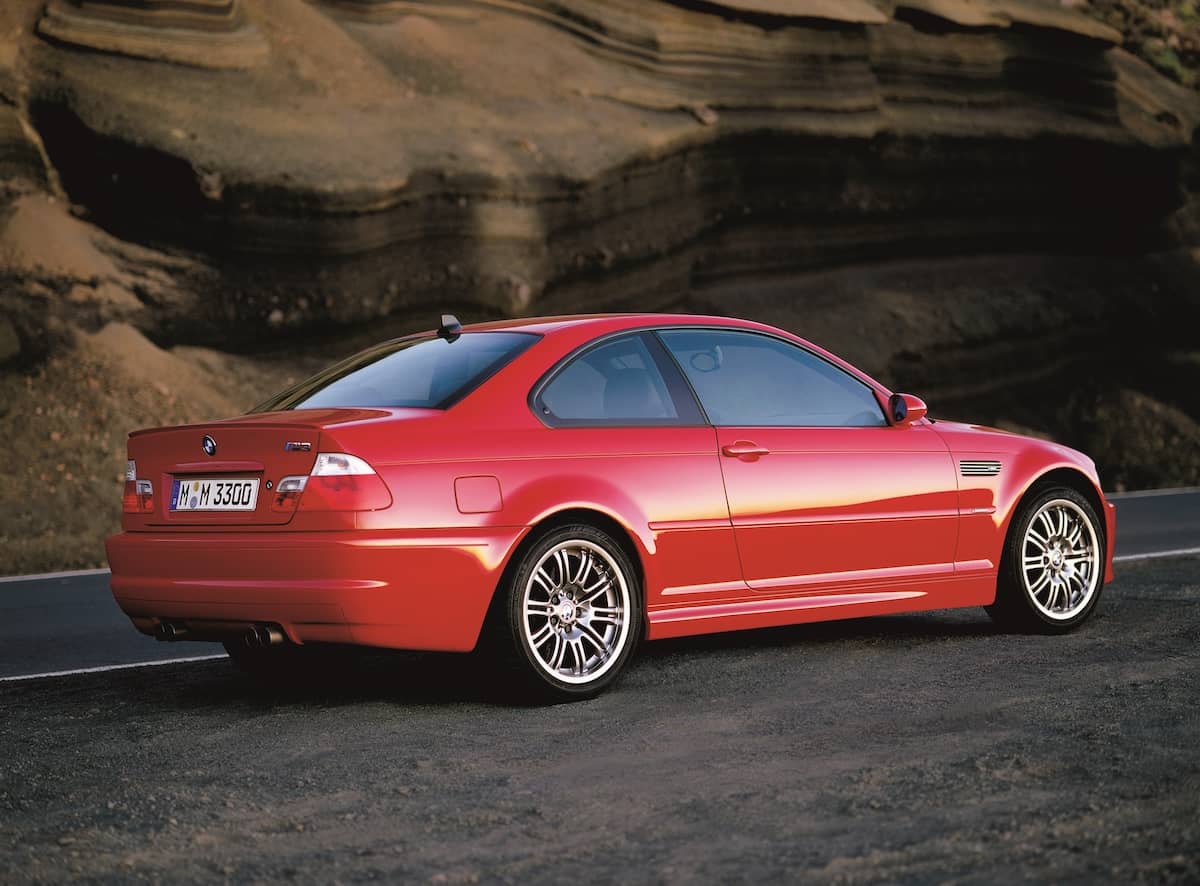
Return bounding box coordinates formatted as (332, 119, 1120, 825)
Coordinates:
(502, 524, 642, 700)
(987, 486, 1105, 632)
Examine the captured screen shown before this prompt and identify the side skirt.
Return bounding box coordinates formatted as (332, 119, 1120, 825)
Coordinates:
(646, 573, 996, 641)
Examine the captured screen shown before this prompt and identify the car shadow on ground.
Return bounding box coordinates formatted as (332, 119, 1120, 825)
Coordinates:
(641, 607, 999, 659)
(127, 608, 1004, 711)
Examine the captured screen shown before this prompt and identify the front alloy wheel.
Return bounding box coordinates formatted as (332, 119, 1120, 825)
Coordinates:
(1019, 497, 1101, 621)
(505, 525, 641, 700)
(988, 486, 1105, 632)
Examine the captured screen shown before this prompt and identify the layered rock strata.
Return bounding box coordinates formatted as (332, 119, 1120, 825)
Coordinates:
(4, 0, 1194, 345)
(3, 0, 1200, 571)
(37, 0, 266, 69)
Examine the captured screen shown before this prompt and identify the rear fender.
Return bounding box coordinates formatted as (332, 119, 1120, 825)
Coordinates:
(502, 474, 655, 562)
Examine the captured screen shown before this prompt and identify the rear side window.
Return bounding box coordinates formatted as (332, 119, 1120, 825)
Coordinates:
(255, 332, 538, 411)
(536, 334, 698, 425)
(657, 329, 886, 427)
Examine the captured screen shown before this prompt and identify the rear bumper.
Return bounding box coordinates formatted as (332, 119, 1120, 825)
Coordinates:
(105, 527, 526, 652)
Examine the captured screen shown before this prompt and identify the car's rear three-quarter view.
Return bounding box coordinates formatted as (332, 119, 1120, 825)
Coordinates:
(106, 313, 1116, 700)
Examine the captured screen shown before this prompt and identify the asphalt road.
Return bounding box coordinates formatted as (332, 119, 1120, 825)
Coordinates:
(0, 491, 1196, 882)
(1, 489, 1197, 681)
(1104, 488, 1200, 557)
(1, 555, 1197, 882)
(0, 570, 226, 678)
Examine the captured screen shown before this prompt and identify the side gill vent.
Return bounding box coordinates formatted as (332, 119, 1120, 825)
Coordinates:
(960, 460, 1002, 477)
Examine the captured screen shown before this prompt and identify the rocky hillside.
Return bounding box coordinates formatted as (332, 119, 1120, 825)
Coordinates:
(2, 0, 1199, 572)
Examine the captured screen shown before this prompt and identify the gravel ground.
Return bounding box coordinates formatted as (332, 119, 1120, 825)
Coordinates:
(1, 557, 1197, 884)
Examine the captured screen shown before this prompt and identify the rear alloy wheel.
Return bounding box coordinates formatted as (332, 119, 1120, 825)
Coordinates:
(504, 524, 642, 700)
(987, 486, 1105, 633)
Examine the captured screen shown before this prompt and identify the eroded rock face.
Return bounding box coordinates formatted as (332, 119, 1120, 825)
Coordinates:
(1, 0, 1200, 573)
(3, 0, 1196, 342)
(37, 0, 267, 69)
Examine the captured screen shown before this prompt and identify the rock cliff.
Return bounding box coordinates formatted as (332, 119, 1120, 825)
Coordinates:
(1, 0, 1199, 570)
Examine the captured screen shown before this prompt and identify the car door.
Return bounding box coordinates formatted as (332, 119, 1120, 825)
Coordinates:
(656, 328, 959, 594)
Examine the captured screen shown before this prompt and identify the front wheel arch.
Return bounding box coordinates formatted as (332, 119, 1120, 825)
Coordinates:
(989, 480, 1106, 633)
(1013, 468, 1107, 550)
(987, 467, 1106, 607)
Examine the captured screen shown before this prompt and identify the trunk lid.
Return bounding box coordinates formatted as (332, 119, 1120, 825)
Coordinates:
(126, 408, 390, 527)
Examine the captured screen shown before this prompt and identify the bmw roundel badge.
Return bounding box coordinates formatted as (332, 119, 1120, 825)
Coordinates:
(202, 435, 217, 457)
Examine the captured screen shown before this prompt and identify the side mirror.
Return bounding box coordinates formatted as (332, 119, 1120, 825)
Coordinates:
(888, 393, 927, 426)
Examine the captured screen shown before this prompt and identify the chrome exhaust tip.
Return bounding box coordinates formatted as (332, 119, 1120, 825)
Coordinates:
(255, 625, 285, 647)
(244, 624, 284, 649)
(156, 622, 187, 642)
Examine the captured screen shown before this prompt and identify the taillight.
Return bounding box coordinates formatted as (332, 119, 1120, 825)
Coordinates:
(270, 475, 308, 514)
(295, 453, 392, 512)
(123, 461, 154, 514)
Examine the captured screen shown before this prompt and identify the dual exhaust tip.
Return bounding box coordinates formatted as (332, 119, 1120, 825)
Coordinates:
(155, 621, 285, 648)
(243, 624, 285, 649)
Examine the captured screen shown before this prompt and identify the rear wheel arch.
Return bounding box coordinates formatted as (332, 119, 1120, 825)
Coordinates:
(527, 508, 647, 589)
(477, 507, 649, 649)
(476, 508, 649, 699)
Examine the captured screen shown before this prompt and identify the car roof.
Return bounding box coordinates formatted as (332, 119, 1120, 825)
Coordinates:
(458, 313, 776, 336)
(454, 312, 890, 398)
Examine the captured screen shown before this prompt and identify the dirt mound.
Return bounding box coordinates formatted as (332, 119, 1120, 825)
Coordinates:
(0, 323, 305, 573)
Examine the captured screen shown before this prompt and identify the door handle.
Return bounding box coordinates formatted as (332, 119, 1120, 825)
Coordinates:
(721, 441, 770, 458)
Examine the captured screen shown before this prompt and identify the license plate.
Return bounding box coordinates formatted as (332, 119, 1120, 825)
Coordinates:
(170, 477, 260, 512)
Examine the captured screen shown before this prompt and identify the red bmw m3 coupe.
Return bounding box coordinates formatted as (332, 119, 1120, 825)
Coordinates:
(107, 314, 1116, 699)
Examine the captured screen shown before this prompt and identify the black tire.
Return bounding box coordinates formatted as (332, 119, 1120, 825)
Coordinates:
(495, 523, 643, 702)
(986, 485, 1106, 634)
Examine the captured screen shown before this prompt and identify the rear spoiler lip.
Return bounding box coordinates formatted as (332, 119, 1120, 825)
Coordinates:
(127, 407, 412, 438)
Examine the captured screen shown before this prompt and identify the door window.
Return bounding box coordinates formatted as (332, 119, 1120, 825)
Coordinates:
(536, 334, 697, 425)
(657, 329, 886, 427)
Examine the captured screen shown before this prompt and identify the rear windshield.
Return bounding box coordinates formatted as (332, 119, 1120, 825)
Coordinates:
(254, 332, 539, 412)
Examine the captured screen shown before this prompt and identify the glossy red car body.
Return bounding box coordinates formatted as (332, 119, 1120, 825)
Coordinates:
(107, 314, 1116, 656)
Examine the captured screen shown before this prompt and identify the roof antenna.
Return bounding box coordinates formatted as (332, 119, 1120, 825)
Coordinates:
(437, 313, 462, 342)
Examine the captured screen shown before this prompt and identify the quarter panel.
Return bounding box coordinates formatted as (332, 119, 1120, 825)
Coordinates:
(354, 424, 745, 610)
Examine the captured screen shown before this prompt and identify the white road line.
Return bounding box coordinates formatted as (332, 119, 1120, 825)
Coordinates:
(0, 548, 1196, 684)
(1114, 547, 1200, 564)
(1106, 487, 1200, 500)
(0, 567, 110, 585)
(0, 654, 228, 684)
